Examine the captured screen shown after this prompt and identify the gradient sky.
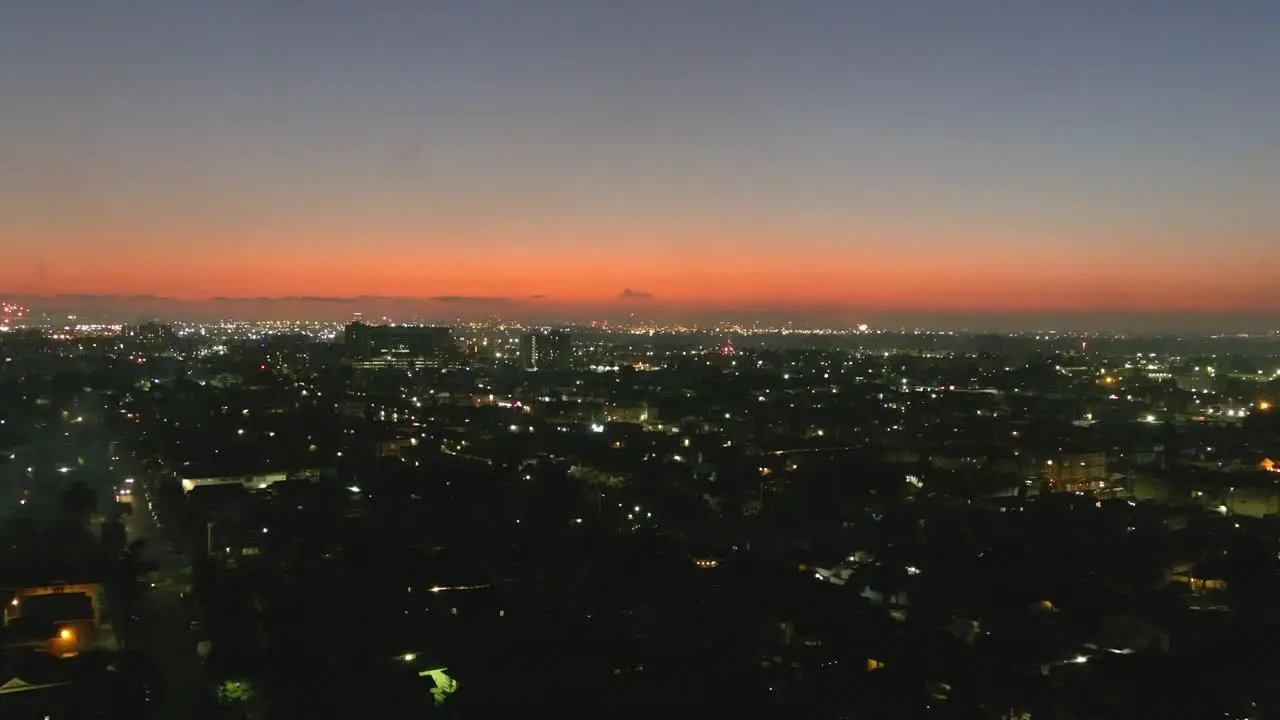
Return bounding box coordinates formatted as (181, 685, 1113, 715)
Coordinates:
(2, 1, 1278, 321)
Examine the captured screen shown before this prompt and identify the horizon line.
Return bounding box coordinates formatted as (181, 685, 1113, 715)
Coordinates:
(3, 293, 1280, 316)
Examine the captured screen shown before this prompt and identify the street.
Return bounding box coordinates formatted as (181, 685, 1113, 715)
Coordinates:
(127, 488, 220, 719)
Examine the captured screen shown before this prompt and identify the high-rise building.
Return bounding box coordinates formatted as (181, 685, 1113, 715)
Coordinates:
(518, 333, 541, 371)
(519, 330, 573, 371)
(344, 322, 454, 362)
(547, 329, 573, 369)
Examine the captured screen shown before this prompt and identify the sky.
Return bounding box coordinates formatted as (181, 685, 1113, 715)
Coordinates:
(1, 1, 1278, 327)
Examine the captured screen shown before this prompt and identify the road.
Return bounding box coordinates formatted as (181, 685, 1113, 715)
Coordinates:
(127, 488, 221, 720)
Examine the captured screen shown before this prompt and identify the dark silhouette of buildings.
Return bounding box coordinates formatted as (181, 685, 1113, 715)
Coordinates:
(343, 322, 454, 361)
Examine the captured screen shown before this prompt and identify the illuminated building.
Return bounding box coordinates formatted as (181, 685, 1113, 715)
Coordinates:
(518, 333, 538, 370)
(3, 583, 108, 657)
(603, 404, 653, 424)
(519, 330, 572, 371)
(179, 468, 321, 493)
(1041, 452, 1109, 494)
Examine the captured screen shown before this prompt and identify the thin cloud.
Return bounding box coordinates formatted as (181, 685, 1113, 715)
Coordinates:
(428, 295, 513, 304)
(210, 296, 357, 303)
(51, 293, 169, 301)
(291, 296, 359, 304)
(619, 288, 654, 300)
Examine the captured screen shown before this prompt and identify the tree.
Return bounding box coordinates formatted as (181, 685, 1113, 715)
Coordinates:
(60, 480, 99, 523)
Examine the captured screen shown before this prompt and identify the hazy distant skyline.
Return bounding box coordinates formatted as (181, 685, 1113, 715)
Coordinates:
(2, 1, 1278, 315)
(3, 293, 1277, 335)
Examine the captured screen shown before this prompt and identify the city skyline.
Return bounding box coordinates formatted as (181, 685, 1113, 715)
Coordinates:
(3, 293, 1278, 334)
(2, 1, 1278, 318)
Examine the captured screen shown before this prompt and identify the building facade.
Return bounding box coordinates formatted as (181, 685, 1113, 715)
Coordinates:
(519, 330, 572, 371)
(344, 322, 454, 362)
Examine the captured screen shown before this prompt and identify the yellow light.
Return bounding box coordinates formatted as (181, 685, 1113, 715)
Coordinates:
(1260, 401, 1272, 411)
(59, 628, 73, 641)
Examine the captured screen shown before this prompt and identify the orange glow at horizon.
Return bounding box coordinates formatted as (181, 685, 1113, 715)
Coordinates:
(3, 224, 1277, 313)
(6, 266, 1276, 315)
